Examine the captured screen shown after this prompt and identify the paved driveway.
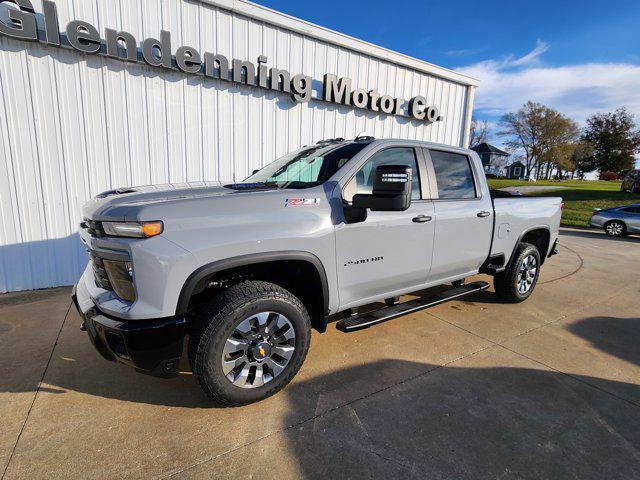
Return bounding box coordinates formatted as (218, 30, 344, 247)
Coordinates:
(1, 228, 639, 479)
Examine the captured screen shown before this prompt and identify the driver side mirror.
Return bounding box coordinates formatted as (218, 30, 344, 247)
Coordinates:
(352, 165, 413, 212)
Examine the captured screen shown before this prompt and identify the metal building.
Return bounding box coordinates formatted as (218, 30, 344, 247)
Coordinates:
(0, 0, 479, 292)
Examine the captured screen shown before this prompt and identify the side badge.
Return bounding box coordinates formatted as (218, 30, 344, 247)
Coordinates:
(285, 198, 320, 207)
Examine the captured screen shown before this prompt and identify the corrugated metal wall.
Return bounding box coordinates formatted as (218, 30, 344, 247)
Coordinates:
(0, 0, 474, 292)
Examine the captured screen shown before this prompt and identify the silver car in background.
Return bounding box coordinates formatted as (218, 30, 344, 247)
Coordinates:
(589, 204, 640, 236)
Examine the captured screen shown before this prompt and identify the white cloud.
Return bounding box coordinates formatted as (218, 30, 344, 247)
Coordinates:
(508, 39, 549, 67)
(457, 41, 640, 125)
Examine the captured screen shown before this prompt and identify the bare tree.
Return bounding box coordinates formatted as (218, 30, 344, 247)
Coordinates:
(499, 101, 579, 179)
(468, 117, 490, 148)
(537, 114, 580, 179)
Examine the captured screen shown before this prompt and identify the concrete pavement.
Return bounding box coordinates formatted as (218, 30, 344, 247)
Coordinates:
(1, 228, 639, 479)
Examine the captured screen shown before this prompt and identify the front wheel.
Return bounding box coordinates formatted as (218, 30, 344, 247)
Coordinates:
(494, 243, 541, 303)
(189, 281, 311, 406)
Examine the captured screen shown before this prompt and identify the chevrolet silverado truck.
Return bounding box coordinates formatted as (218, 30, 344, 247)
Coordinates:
(72, 137, 562, 406)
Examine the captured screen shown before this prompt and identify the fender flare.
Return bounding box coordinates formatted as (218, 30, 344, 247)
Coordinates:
(175, 251, 330, 318)
(507, 225, 551, 268)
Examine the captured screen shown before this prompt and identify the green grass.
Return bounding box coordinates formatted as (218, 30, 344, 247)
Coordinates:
(536, 188, 639, 226)
(487, 178, 622, 191)
(486, 179, 639, 227)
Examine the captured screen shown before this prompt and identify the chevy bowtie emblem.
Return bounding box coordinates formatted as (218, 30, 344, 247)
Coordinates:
(259, 346, 266, 357)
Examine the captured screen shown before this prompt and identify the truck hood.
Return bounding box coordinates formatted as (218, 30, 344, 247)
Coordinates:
(82, 181, 278, 221)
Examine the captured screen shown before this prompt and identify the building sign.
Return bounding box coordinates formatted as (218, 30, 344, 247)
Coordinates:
(0, 0, 442, 123)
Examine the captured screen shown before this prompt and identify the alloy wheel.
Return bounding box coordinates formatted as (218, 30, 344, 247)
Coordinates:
(517, 254, 538, 294)
(221, 312, 296, 389)
(606, 222, 624, 236)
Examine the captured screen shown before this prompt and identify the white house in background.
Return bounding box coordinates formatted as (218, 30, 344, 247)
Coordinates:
(471, 142, 510, 177)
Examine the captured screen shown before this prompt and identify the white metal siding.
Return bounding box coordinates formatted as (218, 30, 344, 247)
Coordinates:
(0, 0, 475, 292)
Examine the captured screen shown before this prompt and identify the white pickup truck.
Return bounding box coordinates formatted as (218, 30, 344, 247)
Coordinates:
(73, 137, 562, 405)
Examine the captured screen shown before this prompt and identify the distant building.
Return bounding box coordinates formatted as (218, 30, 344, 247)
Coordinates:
(507, 161, 526, 179)
(471, 143, 510, 177)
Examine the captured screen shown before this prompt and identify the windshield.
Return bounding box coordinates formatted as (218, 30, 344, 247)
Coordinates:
(231, 142, 369, 189)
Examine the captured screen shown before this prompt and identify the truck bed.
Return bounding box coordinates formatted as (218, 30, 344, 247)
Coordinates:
(490, 196, 563, 260)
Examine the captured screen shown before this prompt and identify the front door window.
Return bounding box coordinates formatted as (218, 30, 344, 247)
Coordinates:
(344, 147, 421, 202)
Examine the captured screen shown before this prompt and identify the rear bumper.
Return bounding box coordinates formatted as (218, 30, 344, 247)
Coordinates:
(72, 286, 186, 376)
(588, 216, 604, 228)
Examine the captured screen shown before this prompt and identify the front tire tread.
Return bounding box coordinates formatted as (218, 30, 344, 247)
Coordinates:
(189, 280, 311, 407)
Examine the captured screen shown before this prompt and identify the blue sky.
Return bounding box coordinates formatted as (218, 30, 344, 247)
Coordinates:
(259, 0, 640, 162)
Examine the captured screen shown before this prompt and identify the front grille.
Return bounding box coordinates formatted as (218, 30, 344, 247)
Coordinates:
(82, 218, 112, 290)
(89, 251, 113, 291)
(81, 218, 105, 237)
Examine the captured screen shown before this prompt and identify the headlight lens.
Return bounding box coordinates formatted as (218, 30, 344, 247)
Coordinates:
(103, 260, 136, 302)
(102, 221, 163, 238)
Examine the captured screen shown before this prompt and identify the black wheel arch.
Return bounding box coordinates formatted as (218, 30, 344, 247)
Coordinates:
(176, 251, 330, 332)
(604, 218, 627, 227)
(604, 218, 627, 232)
(506, 226, 551, 269)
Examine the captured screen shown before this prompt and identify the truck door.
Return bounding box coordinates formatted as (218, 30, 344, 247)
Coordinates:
(424, 148, 493, 282)
(335, 146, 435, 309)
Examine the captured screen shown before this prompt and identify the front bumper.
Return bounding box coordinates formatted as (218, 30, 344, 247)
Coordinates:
(72, 286, 186, 376)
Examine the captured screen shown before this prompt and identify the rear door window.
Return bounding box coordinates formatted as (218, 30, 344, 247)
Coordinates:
(429, 150, 477, 199)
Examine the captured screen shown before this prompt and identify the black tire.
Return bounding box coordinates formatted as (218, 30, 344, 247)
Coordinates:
(494, 242, 541, 303)
(604, 220, 627, 237)
(189, 280, 311, 406)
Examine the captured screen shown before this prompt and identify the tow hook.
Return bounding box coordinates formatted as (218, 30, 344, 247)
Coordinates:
(80, 322, 87, 331)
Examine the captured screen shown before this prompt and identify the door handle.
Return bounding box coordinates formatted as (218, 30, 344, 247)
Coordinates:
(412, 215, 433, 223)
(477, 211, 491, 218)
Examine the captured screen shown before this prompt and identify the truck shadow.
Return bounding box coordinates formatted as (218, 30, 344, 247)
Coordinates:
(3, 308, 640, 478)
(0, 234, 86, 293)
(275, 359, 640, 479)
(568, 316, 640, 367)
(5, 313, 640, 415)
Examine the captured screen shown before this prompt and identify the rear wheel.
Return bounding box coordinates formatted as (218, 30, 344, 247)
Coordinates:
(494, 243, 541, 303)
(604, 220, 626, 237)
(189, 281, 311, 406)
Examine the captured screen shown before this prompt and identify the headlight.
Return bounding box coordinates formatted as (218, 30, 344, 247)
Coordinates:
(103, 260, 136, 302)
(102, 221, 163, 238)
